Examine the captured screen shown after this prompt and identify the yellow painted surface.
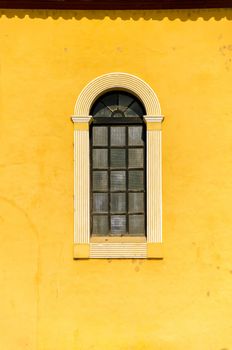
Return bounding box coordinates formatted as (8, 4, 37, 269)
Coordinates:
(74, 123, 89, 131)
(74, 244, 90, 259)
(147, 243, 163, 259)
(0, 8, 232, 350)
(146, 122, 162, 130)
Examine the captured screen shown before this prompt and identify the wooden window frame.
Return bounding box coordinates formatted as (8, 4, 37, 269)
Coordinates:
(72, 72, 164, 259)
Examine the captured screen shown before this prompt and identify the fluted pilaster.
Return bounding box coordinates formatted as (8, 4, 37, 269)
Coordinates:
(72, 116, 92, 244)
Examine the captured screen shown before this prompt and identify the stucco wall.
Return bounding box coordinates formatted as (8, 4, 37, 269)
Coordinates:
(0, 8, 232, 350)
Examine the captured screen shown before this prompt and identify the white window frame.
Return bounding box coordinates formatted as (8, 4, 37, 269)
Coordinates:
(72, 72, 164, 259)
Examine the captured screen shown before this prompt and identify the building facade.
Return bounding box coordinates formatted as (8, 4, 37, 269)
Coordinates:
(0, 2, 232, 349)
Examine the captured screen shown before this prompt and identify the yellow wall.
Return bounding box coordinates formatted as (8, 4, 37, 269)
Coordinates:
(0, 8, 232, 350)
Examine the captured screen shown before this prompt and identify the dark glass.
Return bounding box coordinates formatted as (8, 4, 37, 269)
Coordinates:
(110, 149, 126, 168)
(129, 215, 145, 235)
(128, 126, 144, 146)
(102, 93, 118, 111)
(111, 171, 126, 191)
(110, 126, 126, 146)
(118, 93, 134, 111)
(128, 170, 144, 190)
(111, 215, 126, 234)
(111, 193, 126, 213)
(129, 193, 144, 213)
(91, 102, 112, 118)
(93, 193, 108, 213)
(91, 91, 145, 118)
(128, 149, 143, 168)
(92, 171, 108, 191)
(93, 149, 108, 168)
(124, 101, 144, 117)
(90, 91, 146, 236)
(93, 127, 108, 146)
(92, 215, 109, 235)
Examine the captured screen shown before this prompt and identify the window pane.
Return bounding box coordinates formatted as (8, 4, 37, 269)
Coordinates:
(118, 93, 134, 111)
(128, 149, 144, 168)
(111, 215, 126, 234)
(110, 171, 126, 191)
(128, 170, 144, 190)
(129, 193, 144, 213)
(111, 193, 126, 213)
(92, 171, 108, 191)
(125, 101, 144, 117)
(129, 215, 145, 235)
(111, 149, 126, 168)
(128, 126, 144, 146)
(92, 215, 109, 235)
(93, 193, 108, 213)
(102, 93, 118, 111)
(93, 127, 108, 146)
(110, 127, 126, 146)
(92, 149, 108, 168)
(92, 102, 112, 118)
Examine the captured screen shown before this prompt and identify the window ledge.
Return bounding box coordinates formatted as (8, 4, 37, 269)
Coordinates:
(90, 236, 146, 243)
(74, 242, 163, 259)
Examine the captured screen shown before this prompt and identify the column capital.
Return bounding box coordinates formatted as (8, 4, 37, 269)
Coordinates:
(71, 116, 93, 131)
(143, 115, 164, 130)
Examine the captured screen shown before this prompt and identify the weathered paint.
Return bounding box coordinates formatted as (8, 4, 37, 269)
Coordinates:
(0, 8, 232, 350)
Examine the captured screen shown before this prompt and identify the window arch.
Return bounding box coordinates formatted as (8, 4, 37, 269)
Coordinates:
(72, 72, 164, 259)
(90, 91, 146, 237)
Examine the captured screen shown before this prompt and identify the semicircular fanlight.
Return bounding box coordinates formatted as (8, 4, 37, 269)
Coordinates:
(91, 91, 145, 118)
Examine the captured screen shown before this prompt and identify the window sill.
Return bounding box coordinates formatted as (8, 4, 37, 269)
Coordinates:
(74, 241, 163, 259)
(90, 236, 146, 243)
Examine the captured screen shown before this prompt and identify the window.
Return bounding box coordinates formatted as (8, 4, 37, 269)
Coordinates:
(90, 91, 146, 237)
(72, 72, 164, 259)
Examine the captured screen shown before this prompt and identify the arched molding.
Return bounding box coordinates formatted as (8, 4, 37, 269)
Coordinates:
(72, 72, 164, 259)
(74, 72, 162, 116)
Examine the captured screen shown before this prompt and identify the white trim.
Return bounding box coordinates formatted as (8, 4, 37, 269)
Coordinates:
(73, 129, 90, 243)
(90, 243, 147, 259)
(144, 116, 164, 123)
(72, 116, 92, 123)
(74, 72, 161, 117)
(72, 72, 164, 258)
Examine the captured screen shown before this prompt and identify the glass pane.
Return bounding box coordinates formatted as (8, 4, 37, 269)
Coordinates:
(125, 101, 144, 117)
(92, 215, 109, 235)
(93, 193, 108, 213)
(129, 215, 145, 235)
(102, 93, 118, 111)
(128, 149, 144, 168)
(111, 215, 127, 234)
(129, 193, 144, 213)
(110, 171, 126, 191)
(111, 193, 126, 213)
(92, 171, 108, 191)
(128, 126, 144, 146)
(93, 127, 108, 146)
(118, 93, 134, 111)
(92, 149, 108, 168)
(110, 127, 126, 146)
(128, 170, 144, 190)
(92, 102, 112, 118)
(110, 149, 126, 168)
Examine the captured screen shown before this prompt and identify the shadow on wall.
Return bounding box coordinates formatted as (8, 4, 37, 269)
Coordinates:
(0, 8, 232, 21)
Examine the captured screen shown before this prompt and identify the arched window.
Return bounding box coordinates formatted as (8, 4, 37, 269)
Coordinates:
(90, 91, 146, 237)
(72, 72, 164, 259)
